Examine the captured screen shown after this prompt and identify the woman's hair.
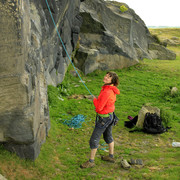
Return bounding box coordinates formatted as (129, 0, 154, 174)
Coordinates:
(106, 71, 119, 87)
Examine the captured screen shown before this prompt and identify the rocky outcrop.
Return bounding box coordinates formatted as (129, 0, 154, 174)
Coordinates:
(74, 0, 176, 74)
(0, 0, 81, 160)
(148, 43, 176, 60)
(0, 0, 176, 160)
(42, 0, 83, 86)
(162, 36, 180, 46)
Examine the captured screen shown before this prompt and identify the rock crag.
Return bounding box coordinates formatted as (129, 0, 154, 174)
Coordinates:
(74, 0, 176, 74)
(0, 0, 81, 160)
(0, 0, 176, 160)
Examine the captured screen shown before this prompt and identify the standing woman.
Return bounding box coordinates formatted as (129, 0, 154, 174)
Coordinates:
(81, 71, 120, 168)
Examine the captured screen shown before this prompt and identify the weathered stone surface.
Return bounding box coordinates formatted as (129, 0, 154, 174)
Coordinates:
(162, 36, 180, 46)
(171, 87, 178, 96)
(0, 0, 50, 160)
(0, 0, 81, 160)
(136, 106, 160, 129)
(148, 43, 176, 60)
(74, 0, 176, 74)
(74, 44, 138, 74)
(74, 0, 141, 74)
(41, 0, 82, 86)
(0, 174, 7, 180)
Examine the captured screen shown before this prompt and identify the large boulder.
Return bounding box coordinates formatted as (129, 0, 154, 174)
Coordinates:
(0, 0, 81, 160)
(74, 0, 176, 74)
(148, 43, 176, 60)
(162, 36, 180, 46)
(136, 106, 160, 129)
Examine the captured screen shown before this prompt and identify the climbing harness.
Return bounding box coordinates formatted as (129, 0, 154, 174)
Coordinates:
(45, 0, 93, 97)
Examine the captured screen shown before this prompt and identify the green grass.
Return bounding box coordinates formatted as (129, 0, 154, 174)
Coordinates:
(0, 30, 180, 179)
(149, 28, 180, 39)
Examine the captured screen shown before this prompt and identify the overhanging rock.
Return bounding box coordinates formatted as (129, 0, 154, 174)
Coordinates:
(74, 0, 176, 74)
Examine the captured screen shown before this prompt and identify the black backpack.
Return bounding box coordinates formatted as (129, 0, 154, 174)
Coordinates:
(143, 112, 166, 134)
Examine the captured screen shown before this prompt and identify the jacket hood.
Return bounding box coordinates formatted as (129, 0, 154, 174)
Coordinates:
(102, 85, 120, 95)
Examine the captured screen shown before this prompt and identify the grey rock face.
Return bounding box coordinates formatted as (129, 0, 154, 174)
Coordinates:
(0, 0, 81, 160)
(41, 0, 82, 86)
(74, 0, 176, 74)
(74, 0, 139, 74)
(148, 43, 176, 60)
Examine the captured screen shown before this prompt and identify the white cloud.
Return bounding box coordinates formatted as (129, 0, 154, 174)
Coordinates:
(109, 0, 180, 26)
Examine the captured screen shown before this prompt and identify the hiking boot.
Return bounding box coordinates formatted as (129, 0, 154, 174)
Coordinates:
(129, 158, 143, 165)
(80, 160, 95, 168)
(121, 159, 131, 169)
(129, 158, 136, 165)
(101, 155, 115, 163)
(136, 159, 143, 165)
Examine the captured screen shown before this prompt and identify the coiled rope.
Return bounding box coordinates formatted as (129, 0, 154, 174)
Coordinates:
(45, 0, 93, 97)
(62, 114, 87, 129)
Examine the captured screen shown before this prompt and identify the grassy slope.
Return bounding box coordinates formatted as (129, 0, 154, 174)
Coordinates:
(0, 29, 180, 180)
(149, 28, 180, 39)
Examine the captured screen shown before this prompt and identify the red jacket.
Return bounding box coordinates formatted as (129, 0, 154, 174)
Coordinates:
(93, 85, 120, 114)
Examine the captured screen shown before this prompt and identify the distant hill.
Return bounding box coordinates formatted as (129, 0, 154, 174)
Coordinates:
(148, 26, 180, 29)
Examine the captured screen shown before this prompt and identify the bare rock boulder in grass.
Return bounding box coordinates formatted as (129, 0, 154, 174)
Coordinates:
(148, 43, 176, 60)
(74, 0, 176, 74)
(136, 106, 160, 129)
(171, 87, 178, 96)
(162, 37, 180, 46)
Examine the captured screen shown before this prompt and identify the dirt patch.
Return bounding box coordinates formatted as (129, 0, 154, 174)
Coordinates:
(0, 161, 39, 180)
(68, 94, 95, 100)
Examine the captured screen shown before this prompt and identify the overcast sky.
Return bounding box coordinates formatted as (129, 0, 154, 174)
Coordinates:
(112, 0, 180, 27)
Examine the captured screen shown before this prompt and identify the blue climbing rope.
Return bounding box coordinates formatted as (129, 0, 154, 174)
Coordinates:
(62, 114, 87, 129)
(45, 0, 93, 97)
(98, 142, 108, 151)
